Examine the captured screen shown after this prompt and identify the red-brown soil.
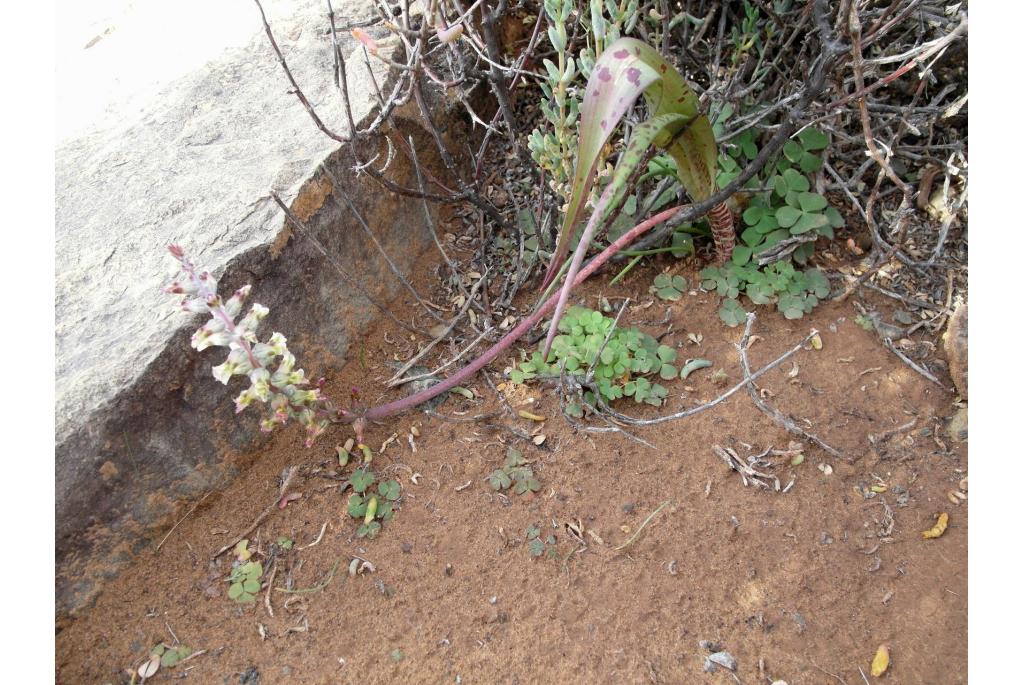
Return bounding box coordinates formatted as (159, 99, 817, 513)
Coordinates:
(56, 250, 967, 684)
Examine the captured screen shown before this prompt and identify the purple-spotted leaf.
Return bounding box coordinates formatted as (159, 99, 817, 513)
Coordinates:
(540, 38, 721, 358)
(542, 39, 716, 289)
(541, 40, 662, 289)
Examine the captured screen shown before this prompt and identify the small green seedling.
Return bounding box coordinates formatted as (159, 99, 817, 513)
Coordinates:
(228, 560, 264, 603)
(651, 273, 687, 301)
(346, 469, 401, 539)
(487, 448, 541, 495)
(151, 643, 193, 668)
(276, 536, 294, 551)
(525, 523, 559, 560)
(855, 314, 875, 331)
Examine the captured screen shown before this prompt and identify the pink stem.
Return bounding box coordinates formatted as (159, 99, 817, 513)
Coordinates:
(360, 203, 690, 422)
(540, 180, 618, 362)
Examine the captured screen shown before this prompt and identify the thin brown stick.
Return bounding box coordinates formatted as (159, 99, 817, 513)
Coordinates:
(252, 0, 351, 143)
(824, 13, 968, 111)
(156, 492, 213, 552)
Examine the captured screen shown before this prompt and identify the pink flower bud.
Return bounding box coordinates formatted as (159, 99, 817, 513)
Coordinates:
(436, 24, 463, 44)
(224, 285, 252, 318)
(351, 28, 379, 55)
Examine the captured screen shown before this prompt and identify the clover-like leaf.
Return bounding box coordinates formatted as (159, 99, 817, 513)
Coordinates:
(357, 521, 381, 539)
(505, 448, 526, 468)
(746, 282, 774, 305)
(741, 226, 764, 247)
(488, 469, 512, 491)
(528, 538, 545, 557)
(771, 174, 788, 197)
(790, 211, 828, 234)
(652, 273, 687, 301)
(670, 231, 694, 257)
(719, 298, 748, 327)
(799, 152, 822, 173)
(797, 192, 827, 213)
(743, 205, 765, 225)
(378, 480, 401, 501)
(775, 206, 801, 228)
(778, 294, 806, 319)
(804, 269, 831, 298)
(656, 345, 677, 363)
(731, 245, 753, 266)
(783, 140, 804, 162)
(228, 582, 244, 600)
(347, 493, 368, 518)
(514, 477, 541, 495)
(782, 168, 810, 192)
(350, 468, 375, 494)
(798, 127, 829, 151)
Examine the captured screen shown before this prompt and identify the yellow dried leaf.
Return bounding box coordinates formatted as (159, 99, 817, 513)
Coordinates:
(810, 333, 823, 350)
(518, 410, 546, 422)
(871, 644, 890, 676)
(922, 512, 949, 539)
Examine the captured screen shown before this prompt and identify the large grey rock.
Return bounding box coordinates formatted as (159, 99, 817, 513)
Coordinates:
(55, 0, 464, 616)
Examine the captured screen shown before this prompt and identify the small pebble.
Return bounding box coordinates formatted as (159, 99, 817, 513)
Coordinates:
(705, 651, 737, 672)
(401, 542, 413, 554)
(622, 502, 636, 514)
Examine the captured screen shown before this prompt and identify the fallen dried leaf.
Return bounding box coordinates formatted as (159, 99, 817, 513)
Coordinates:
(138, 656, 160, 679)
(871, 644, 890, 676)
(810, 333, 823, 350)
(922, 512, 949, 539)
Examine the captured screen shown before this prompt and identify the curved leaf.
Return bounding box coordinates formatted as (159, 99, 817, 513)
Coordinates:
(540, 38, 720, 358)
(541, 40, 661, 289)
(542, 38, 714, 289)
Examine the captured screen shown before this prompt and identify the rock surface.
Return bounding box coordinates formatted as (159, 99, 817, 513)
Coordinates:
(55, 0, 460, 615)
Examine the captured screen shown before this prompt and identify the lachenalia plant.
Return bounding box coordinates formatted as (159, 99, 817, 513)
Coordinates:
(539, 37, 736, 360)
